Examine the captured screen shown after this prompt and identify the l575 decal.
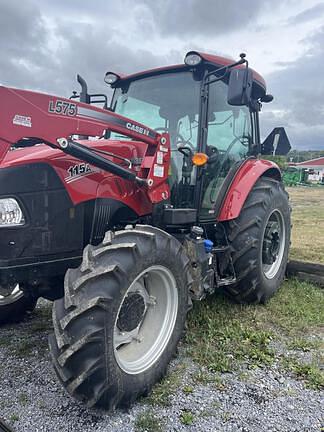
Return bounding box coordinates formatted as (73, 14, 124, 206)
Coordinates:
(49, 99, 77, 116)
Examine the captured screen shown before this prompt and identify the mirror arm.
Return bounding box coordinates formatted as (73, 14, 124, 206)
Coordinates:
(203, 53, 247, 86)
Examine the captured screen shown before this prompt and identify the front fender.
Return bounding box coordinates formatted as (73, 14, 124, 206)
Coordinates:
(217, 158, 281, 221)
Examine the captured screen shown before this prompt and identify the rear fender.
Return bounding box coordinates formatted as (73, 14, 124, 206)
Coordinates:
(217, 158, 281, 221)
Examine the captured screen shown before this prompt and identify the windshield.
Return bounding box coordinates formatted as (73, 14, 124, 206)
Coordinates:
(110, 72, 201, 151)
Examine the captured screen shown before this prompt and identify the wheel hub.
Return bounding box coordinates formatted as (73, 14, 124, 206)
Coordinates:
(117, 292, 146, 333)
(262, 221, 280, 265)
(113, 265, 178, 375)
(0, 284, 16, 297)
(262, 209, 286, 280)
(0, 283, 24, 306)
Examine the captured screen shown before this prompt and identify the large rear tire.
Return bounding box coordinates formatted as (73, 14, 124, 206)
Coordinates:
(224, 177, 291, 304)
(49, 225, 190, 409)
(0, 284, 37, 325)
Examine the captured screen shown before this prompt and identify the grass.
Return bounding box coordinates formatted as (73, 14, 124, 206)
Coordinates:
(144, 364, 184, 407)
(135, 410, 164, 432)
(186, 296, 275, 373)
(287, 186, 324, 263)
(287, 337, 322, 352)
(186, 278, 324, 388)
(192, 369, 227, 390)
(282, 357, 324, 390)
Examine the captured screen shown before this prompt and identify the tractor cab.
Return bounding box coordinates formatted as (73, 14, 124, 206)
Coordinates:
(105, 51, 272, 220)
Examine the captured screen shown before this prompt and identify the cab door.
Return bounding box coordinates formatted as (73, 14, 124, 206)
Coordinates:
(199, 80, 253, 220)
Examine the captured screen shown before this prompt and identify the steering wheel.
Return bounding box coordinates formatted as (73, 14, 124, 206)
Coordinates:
(154, 127, 195, 151)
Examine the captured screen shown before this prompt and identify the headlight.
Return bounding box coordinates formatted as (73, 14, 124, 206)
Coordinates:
(104, 72, 120, 85)
(0, 198, 25, 226)
(184, 52, 202, 66)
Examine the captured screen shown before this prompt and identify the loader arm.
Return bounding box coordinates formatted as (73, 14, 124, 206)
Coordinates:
(0, 86, 171, 203)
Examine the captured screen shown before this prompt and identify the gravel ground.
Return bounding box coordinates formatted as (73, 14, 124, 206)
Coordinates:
(0, 300, 323, 432)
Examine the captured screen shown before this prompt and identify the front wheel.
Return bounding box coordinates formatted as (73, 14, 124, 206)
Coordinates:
(0, 284, 37, 325)
(224, 177, 291, 304)
(49, 225, 190, 409)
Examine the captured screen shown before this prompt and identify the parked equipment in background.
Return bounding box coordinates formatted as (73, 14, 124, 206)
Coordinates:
(0, 51, 291, 409)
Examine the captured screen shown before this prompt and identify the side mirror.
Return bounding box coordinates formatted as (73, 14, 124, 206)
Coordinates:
(227, 68, 253, 106)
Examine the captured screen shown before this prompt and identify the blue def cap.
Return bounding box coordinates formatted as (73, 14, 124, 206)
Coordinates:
(204, 239, 213, 253)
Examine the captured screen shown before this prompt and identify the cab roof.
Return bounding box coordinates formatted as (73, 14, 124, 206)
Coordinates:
(111, 51, 267, 97)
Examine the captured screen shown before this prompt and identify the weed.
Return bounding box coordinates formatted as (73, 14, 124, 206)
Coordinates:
(10, 414, 19, 423)
(145, 367, 182, 407)
(18, 393, 29, 406)
(0, 336, 8, 347)
(287, 337, 322, 352)
(180, 410, 194, 425)
(34, 304, 52, 320)
(282, 357, 324, 390)
(38, 400, 47, 410)
(182, 385, 194, 394)
(222, 411, 232, 422)
(30, 320, 52, 333)
(14, 339, 35, 357)
(199, 409, 215, 418)
(192, 369, 221, 385)
(135, 410, 163, 432)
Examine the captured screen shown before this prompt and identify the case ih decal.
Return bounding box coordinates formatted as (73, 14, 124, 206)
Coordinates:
(126, 122, 150, 136)
(12, 114, 32, 127)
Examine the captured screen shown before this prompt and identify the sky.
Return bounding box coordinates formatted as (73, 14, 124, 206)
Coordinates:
(0, 0, 324, 150)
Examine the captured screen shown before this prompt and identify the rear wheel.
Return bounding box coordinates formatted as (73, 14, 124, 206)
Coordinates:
(0, 283, 37, 325)
(49, 225, 190, 409)
(224, 177, 291, 303)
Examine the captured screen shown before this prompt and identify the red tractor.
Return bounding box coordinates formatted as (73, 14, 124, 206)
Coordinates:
(0, 51, 290, 409)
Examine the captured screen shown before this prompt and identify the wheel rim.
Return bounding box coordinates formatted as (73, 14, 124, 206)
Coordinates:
(262, 209, 286, 279)
(113, 265, 178, 375)
(0, 284, 24, 306)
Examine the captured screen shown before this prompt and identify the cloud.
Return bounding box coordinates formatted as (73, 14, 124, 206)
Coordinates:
(0, 1, 180, 98)
(139, 0, 268, 37)
(0, 1, 52, 89)
(261, 26, 324, 149)
(0, 0, 323, 150)
(288, 2, 324, 25)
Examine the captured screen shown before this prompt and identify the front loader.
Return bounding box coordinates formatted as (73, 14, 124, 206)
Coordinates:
(0, 51, 290, 409)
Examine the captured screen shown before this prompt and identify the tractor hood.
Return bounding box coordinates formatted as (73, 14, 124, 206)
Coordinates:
(1, 138, 145, 168)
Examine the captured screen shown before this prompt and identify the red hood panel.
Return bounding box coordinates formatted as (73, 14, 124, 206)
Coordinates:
(1, 139, 146, 168)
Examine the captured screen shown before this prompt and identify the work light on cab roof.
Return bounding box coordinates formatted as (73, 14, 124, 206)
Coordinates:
(104, 71, 121, 85)
(184, 52, 203, 66)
